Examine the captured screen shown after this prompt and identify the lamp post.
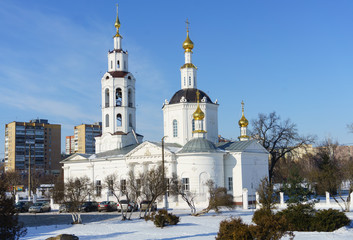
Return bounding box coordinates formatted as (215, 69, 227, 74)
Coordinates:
(161, 136, 168, 210)
(28, 144, 31, 201)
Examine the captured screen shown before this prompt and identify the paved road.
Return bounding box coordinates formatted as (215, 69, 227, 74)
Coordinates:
(18, 211, 127, 227)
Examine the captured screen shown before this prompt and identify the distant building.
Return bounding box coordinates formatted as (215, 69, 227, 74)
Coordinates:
(65, 136, 75, 155)
(4, 119, 61, 174)
(73, 123, 102, 154)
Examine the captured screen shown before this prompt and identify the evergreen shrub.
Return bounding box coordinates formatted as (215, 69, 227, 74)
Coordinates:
(311, 209, 350, 232)
(216, 217, 253, 240)
(277, 203, 315, 231)
(152, 209, 180, 228)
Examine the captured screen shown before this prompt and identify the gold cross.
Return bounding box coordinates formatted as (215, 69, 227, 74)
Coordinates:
(196, 90, 200, 103)
(186, 18, 190, 32)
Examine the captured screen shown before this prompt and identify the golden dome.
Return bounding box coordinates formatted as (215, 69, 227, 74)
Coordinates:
(193, 106, 205, 120)
(238, 101, 249, 127)
(183, 31, 194, 52)
(193, 90, 204, 120)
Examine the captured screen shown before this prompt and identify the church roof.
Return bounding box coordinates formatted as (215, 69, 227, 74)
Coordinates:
(179, 138, 219, 153)
(216, 140, 258, 152)
(94, 143, 140, 158)
(169, 88, 214, 104)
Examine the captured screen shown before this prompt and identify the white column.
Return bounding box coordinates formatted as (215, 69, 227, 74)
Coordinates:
(350, 192, 353, 211)
(15, 194, 19, 203)
(50, 197, 54, 209)
(280, 192, 285, 206)
(255, 192, 260, 210)
(326, 191, 330, 205)
(242, 188, 248, 210)
(33, 194, 37, 203)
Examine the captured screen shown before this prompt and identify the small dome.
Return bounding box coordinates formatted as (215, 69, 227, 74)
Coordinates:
(179, 138, 217, 153)
(183, 32, 194, 52)
(238, 101, 248, 127)
(238, 114, 249, 127)
(193, 106, 204, 120)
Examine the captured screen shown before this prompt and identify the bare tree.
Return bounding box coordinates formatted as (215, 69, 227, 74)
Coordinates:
(64, 176, 93, 224)
(250, 112, 315, 181)
(305, 139, 353, 211)
(196, 180, 234, 216)
(103, 173, 130, 220)
(169, 173, 196, 215)
(139, 164, 166, 217)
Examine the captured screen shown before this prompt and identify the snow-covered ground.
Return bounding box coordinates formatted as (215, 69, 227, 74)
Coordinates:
(22, 208, 353, 240)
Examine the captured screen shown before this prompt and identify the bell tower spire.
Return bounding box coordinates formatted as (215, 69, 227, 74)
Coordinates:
(180, 19, 197, 89)
(95, 4, 143, 154)
(114, 4, 123, 50)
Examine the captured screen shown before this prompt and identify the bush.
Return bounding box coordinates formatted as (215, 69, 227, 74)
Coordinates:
(216, 217, 253, 240)
(252, 208, 272, 225)
(277, 203, 315, 231)
(312, 209, 350, 232)
(152, 209, 180, 228)
(252, 209, 291, 240)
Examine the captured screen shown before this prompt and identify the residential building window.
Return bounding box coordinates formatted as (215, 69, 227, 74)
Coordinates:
(173, 120, 178, 137)
(182, 178, 189, 191)
(228, 177, 233, 191)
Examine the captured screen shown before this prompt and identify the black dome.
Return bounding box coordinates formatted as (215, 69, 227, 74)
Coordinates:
(169, 88, 213, 104)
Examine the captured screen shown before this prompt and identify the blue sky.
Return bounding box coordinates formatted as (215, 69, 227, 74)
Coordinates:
(1, 0, 353, 156)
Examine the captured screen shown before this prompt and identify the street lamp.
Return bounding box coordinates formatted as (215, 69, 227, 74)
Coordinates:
(161, 136, 168, 210)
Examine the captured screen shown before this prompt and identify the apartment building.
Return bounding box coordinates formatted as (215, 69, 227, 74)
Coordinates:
(71, 123, 102, 154)
(4, 119, 61, 174)
(65, 136, 75, 154)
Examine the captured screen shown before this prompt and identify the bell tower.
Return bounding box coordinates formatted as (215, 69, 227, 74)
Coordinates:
(95, 5, 143, 153)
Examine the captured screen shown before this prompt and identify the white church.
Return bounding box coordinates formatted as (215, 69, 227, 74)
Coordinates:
(62, 6, 269, 207)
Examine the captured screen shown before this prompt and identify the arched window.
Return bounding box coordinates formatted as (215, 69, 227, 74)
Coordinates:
(173, 120, 178, 137)
(189, 76, 191, 85)
(116, 88, 122, 106)
(192, 119, 195, 131)
(105, 88, 110, 107)
(117, 114, 122, 127)
(128, 89, 133, 107)
(105, 114, 109, 127)
(129, 114, 132, 127)
(117, 60, 120, 69)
